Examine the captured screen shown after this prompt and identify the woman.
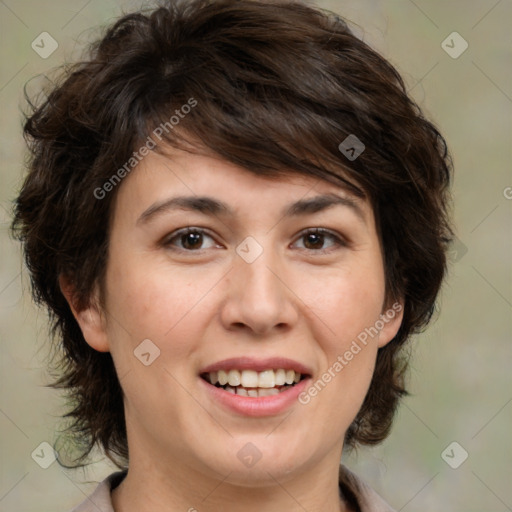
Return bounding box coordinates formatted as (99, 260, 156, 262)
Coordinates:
(11, 0, 452, 510)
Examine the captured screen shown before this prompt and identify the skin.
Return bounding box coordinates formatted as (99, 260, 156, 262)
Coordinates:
(62, 146, 403, 512)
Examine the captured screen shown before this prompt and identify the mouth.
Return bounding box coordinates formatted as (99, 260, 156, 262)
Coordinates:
(200, 368, 309, 398)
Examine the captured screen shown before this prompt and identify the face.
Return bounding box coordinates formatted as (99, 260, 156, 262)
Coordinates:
(71, 147, 402, 486)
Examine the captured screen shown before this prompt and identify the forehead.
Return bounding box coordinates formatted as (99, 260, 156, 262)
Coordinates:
(112, 146, 373, 226)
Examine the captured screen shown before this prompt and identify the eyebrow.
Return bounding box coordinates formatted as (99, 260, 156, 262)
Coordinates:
(136, 193, 366, 225)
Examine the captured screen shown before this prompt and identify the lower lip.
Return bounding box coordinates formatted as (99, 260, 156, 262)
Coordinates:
(199, 376, 311, 417)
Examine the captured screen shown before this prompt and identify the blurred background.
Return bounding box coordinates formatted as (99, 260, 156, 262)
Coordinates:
(0, 0, 510, 510)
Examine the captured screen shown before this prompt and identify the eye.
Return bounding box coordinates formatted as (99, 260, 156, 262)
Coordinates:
(163, 227, 220, 251)
(292, 228, 346, 252)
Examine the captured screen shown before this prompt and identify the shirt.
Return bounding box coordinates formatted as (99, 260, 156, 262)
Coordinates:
(69, 465, 396, 512)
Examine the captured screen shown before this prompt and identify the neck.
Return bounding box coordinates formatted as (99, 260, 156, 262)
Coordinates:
(111, 451, 351, 512)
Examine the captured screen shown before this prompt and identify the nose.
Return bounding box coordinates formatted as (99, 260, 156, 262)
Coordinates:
(219, 250, 299, 336)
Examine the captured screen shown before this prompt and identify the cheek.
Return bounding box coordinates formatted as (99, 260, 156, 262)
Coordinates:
(296, 273, 384, 433)
(299, 261, 386, 346)
(102, 259, 208, 415)
(104, 255, 219, 357)
(294, 258, 386, 410)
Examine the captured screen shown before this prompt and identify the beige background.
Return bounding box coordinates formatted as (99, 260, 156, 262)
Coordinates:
(1, 0, 511, 510)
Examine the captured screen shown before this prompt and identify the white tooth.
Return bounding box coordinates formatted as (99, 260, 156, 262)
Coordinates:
(248, 389, 258, 397)
(228, 369, 241, 386)
(285, 370, 295, 385)
(240, 370, 259, 388)
(293, 372, 301, 383)
(258, 370, 275, 388)
(218, 370, 229, 385)
(258, 387, 279, 397)
(236, 387, 248, 396)
(209, 371, 219, 385)
(274, 369, 286, 385)
(225, 385, 236, 394)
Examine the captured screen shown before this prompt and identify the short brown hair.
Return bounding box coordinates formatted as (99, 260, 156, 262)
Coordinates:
(11, 0, 453, 467)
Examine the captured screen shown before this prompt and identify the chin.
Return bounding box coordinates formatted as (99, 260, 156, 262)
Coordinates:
(219, 460, 302, 488)
(197, 441, 311, 487)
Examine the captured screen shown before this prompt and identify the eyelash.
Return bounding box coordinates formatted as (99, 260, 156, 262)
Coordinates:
(162, 227, 348, 254)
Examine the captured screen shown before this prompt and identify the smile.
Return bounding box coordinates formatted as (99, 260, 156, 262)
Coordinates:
(201, 368, 306, 397)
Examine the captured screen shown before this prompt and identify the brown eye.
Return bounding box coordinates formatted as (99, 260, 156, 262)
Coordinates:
(181, 231, 203, 250)
(165, 228, 218, 251)
(293, 228, 346, 252)
(303, 232, 325, 250)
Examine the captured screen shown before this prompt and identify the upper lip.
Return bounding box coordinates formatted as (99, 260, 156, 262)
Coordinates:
(199, 357, 312, 376)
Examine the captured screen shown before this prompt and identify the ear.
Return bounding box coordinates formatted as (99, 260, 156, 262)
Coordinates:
(59, 275, 110, 353)
(377, 300, 404, 348)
